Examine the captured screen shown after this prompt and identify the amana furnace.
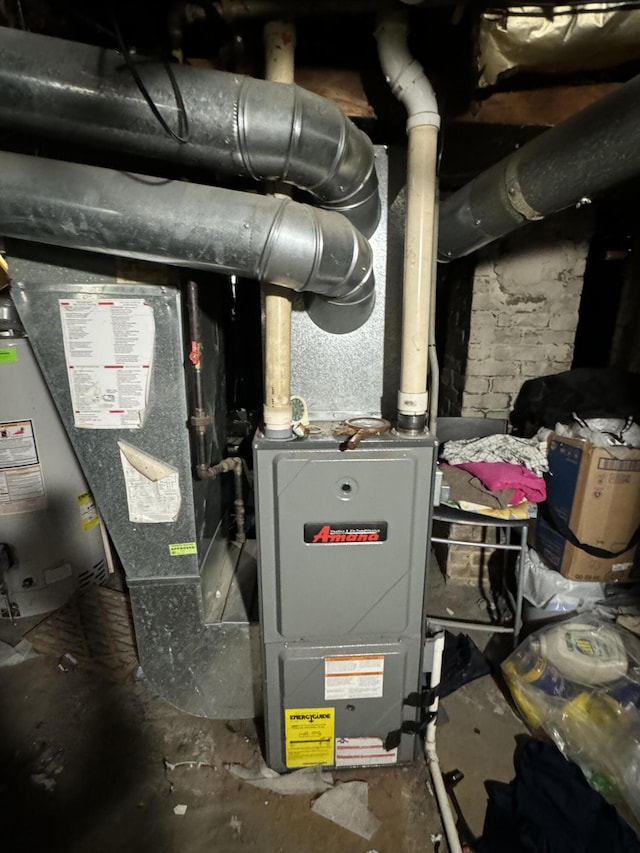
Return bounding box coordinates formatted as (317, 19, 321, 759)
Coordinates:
(0, 12, 440, 774)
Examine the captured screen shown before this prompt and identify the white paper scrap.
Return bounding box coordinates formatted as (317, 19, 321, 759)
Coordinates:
(312, 781, 381, 840)
(227, 755, 333, 796)
(118, 441, 181, 524)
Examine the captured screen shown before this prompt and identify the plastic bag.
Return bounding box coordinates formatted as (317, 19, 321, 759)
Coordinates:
(522, 547, 604, 612)
(503, 615, 640, 833)
(538, 417, 640, 449)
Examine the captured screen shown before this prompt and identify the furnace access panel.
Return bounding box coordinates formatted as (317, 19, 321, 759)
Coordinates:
(254, 426, 436, 772)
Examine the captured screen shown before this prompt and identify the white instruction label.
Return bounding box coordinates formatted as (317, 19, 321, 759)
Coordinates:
(118, 441, 181, 524)
(0, 420, 46, 515)
(59, 298, 155, 429)
(324, 655, 385, 700)
(335, 737, 397, 768)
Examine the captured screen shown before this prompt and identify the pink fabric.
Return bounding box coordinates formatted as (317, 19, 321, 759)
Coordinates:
(454, 461, 546, 505)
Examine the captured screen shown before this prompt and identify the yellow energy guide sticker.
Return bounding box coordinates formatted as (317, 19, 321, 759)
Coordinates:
(285, 707, 335, 768)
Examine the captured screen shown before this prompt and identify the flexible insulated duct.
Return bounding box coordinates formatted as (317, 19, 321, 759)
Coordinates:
(438, 72, 640, 260)
(0, 151, 374, 303)
(0, 26, 379, 237)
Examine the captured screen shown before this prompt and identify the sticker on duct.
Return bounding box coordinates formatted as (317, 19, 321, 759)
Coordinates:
(59, 298, 155, 429)
(118, 441, 181, 524)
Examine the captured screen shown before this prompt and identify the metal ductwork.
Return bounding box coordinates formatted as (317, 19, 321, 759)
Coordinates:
(438, 72, 640, 260)
(0, 151, 374, 308)
(0, 25, 380, 238)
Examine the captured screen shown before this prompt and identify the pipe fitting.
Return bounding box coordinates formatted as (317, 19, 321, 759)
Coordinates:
(375, 11, 440, 131)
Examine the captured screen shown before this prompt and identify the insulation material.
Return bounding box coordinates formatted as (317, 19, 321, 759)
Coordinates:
(478, 4, 640, 87)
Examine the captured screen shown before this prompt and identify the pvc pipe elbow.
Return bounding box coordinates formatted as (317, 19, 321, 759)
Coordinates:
(375, 11, 440, 130)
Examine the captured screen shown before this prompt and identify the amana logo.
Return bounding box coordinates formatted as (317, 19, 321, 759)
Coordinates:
(304, 522, 388, 544)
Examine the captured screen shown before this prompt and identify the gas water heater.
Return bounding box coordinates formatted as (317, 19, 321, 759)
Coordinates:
(0, 296, 109, 621)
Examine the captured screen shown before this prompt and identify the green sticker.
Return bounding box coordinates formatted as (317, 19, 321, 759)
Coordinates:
(0, 348, 18, 364)
(169, 542, 197, 556)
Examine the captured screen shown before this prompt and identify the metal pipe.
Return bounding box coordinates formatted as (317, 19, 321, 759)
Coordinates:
(439, 72, 640, 260)
(0, 25, 379, 238)
(262, 20, 295, 440)
(376, 10, 440, 434)
(197, 457, 246, 544)
(186, 281, 211, 467)
(0, 151, 375, 305)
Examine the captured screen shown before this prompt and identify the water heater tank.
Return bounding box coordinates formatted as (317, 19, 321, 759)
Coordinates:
(0, 295, 108, 621)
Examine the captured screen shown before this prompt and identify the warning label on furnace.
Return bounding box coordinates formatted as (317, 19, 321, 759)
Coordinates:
(335, 737, 397, 767)
(324, 655, 385, 700)
(0, 420, 47, 515)
(285, 708, 335, 768)
(59, 298, 155, 429)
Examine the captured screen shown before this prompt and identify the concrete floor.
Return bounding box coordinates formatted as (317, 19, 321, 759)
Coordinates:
(0, 562, 528, 853)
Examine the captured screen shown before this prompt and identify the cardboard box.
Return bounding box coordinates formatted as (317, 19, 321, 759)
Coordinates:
(535, 434, 640, 582)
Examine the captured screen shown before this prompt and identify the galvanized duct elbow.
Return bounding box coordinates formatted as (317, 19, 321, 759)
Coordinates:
(439, 72, 640, 260)
(0, 151, 374, 313)
(0, 26, 380, 237)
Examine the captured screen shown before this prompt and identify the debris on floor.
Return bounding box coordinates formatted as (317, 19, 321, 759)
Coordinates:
(0, 637, 38, 667)
(173, 803, 188, 816)
(227, 753, 333, 795)
(25, 586, 138, 681)
(312, 780, 381, 840)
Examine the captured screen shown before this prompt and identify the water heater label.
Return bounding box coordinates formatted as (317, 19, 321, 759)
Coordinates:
(0, 420, 47, 515)
(304, 522, 388, 544)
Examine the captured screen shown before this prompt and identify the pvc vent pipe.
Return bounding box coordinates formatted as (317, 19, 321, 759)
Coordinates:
(262, 19, 296, 440)
(438, 72, 640, 260)
(0, 151, 375, 304)
(0, 25, 379, 238)
(376, 11, 440, 433)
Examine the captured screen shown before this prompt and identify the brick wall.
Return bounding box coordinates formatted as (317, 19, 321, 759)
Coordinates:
(460, 214, 592, 419)
(437, 213, 593, 583)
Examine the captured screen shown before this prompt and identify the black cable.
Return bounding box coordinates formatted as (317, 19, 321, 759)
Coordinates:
(111, 12, 190, 145)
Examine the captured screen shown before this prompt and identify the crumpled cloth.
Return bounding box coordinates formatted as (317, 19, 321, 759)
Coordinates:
(441, 434, 548, 477)
(455, 461, 546, 504)
(441, 464, 514, 509)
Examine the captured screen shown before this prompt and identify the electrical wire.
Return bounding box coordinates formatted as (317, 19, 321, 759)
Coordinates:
(111, 12, 190, 145)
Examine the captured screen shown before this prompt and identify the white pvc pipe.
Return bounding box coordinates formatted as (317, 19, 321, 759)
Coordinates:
(376, 11, 440, 429)
(263, 20, 295, 439)
(425, 631, 463, 853)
